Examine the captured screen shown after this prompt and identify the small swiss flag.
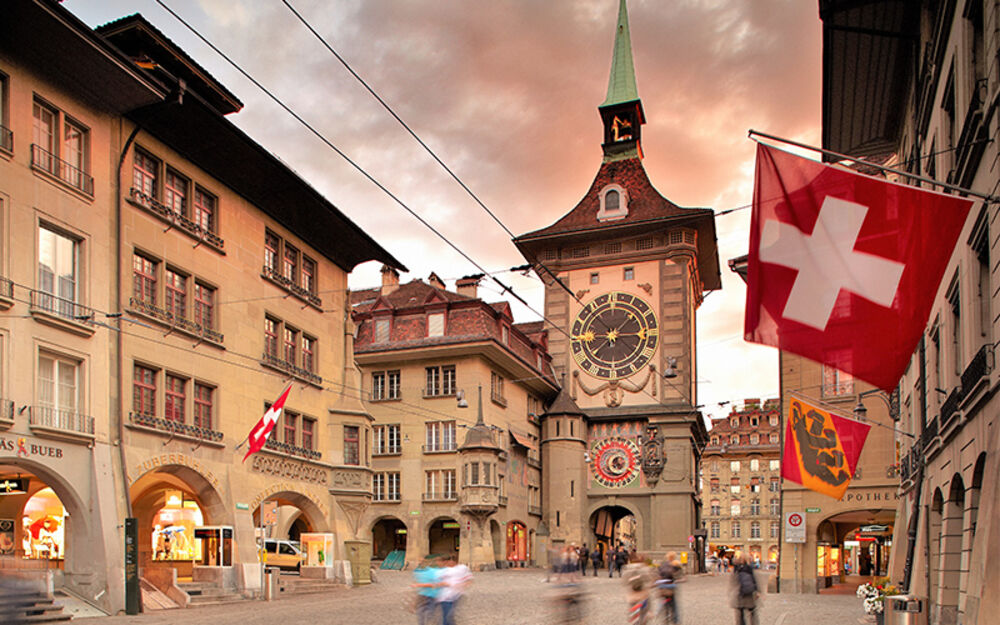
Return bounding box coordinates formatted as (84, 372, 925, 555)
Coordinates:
(243, 384, 293, 462)
(745, 143, 974, 392)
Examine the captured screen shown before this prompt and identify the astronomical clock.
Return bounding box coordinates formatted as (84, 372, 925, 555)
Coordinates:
(590, 437, 641, 488)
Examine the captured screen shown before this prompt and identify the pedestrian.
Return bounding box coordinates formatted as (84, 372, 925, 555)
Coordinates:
(438, 556, 472, 625)
(622, 561, 652, 624)
(590, 546, 602, 577)
(731, 555, 760, 625)
(607, 545, 617, 577)
(655, 552, 685, 624)
(579, 544, 589, 576)
(412, 557, 442, 625)
(614, 545, 628, 577)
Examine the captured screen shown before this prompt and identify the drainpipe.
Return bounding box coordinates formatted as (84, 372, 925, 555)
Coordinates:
(116, 122, 142, 518)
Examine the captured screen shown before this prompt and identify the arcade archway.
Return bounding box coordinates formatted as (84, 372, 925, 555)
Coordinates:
(428, 517, 459, 558)
(815, 508, 895, 591)
(589, 505, 637, 556)
(371, 516, 407, 560)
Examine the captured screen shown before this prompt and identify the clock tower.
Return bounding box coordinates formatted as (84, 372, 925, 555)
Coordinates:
(514, 0, 720, 564)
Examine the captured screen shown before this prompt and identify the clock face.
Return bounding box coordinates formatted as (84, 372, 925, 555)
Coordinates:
(591, 437, 640, 488)
(571, 291, 658, 380)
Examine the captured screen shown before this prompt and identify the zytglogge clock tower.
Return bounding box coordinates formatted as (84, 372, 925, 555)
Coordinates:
(513, 0, 720, 564)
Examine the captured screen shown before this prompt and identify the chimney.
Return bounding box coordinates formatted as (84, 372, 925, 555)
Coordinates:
(428, 272, 446, 290)
(456, 274, 483, 299)
(380, 265, 400, 296)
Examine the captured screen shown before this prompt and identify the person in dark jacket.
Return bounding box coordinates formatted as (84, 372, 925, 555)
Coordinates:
(579, 544, 589, 576)
(614, 546, 627, 577)
(731, 555, 759, 625)
(590, 547, 603, 576)
(607, 546, 617, 577)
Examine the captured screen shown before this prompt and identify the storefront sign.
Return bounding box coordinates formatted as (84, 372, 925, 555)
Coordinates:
(785, 511, 806, 543)
(841, 490, 900, 503)
(250, 482, 328, 518)
(131, 453, 220, 490)
(125, 518, 140, 615)
(0, 477, 29, 495)
(0, 436, 63, 459)
(235, 503, 249, 511)
(251, 455, 329, 485)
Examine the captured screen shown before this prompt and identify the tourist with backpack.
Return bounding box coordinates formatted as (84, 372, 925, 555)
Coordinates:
(731, 555, 759, 625)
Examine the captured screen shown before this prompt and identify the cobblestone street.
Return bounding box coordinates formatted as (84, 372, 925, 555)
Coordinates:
(87, 569, 864, 625)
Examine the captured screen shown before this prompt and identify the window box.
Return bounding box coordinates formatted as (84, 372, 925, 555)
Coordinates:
(128, 187, 224, 252)
(263, 437, 322, 461)
(0, 277, 13, 310)
(29, 290, 94, 337)
(260, 351, 322, 387)
(128, 297, 225, 346)
(128, 411, 224, 445)
(261, 264, 322, 309)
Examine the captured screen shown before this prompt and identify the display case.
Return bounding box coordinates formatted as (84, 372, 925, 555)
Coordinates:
(194, 526, 233, 567)
(300, 532, 335, 579)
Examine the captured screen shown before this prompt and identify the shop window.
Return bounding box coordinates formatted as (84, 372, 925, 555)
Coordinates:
(151, 490, 204, 562)
(22, 487, 66, 560)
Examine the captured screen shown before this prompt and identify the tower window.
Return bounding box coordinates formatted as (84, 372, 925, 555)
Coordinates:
(623, 267, 634, 281)
(597, 184, 628, 221)
(590, 272, 599, 285)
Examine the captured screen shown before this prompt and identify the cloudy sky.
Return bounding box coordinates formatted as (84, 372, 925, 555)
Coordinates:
(67, 0, 823, 423)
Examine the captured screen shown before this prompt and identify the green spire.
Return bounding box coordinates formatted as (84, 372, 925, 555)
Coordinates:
(601, 0, 639, 107)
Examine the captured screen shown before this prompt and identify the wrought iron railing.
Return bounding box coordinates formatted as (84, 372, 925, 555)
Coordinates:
(31, 144, 93, 195)
(421, 443, 457, 454)
(422, 491, 458, 502)
(961, 345, 991, 398)
(260, 351, 322, 385)
(129, 187, 224, 250)
(940, 388, 963, 429)
(821, 380, 854, 397)
(263, 437, 321, 460)
(0, 125, 11, 152)
(129, 297, 224, 344)
(0, 277, 12, 299)
(130, 411, 223, 442)
(30, 289, 93, 324)
(260, 265, 321, 307)
(0, 399, 13, 422)
(29, 405, 94, 435)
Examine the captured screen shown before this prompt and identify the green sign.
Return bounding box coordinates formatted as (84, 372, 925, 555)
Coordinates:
(806, 507, 821, 513)
(409, 510, 420, 515)
(235, 502, 249, 510)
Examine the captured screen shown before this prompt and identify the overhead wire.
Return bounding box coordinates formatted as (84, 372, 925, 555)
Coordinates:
(151, 0, 577, 343)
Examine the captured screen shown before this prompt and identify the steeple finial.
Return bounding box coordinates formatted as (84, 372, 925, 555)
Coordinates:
(601, 0, 639, 107)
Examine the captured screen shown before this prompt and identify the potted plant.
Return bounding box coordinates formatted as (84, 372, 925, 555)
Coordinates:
(856, 577, 900, 625)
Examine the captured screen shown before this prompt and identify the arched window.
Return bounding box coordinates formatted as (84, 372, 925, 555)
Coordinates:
(597, 185, 628, 221)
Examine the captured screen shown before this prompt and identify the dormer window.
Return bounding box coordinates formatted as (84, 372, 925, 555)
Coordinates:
(730, 417, 739, 428)
(597, 184, 628, 222)
(428, 312, 445, 337)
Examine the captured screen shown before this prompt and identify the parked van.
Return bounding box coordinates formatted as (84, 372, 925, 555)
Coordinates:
(260, 539, 305, 571)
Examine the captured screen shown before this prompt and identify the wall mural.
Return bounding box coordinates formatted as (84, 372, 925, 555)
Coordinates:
(588, 422, 644, 488)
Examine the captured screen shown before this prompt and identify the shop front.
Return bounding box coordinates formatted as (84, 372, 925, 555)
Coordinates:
(506, 520, 528, 563)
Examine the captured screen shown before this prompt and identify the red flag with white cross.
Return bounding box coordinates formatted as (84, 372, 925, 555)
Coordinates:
(745, 143, 974, 392)
(243, 384, 292, 462)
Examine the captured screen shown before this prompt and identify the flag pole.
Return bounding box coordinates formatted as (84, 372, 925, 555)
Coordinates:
(748, 129, 998, 203)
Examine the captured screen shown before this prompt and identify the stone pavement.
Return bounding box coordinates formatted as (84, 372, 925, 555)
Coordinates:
(86, 568, 867, 625)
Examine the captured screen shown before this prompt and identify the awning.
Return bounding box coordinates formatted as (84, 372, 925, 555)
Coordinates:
(508, 428, 536, 451)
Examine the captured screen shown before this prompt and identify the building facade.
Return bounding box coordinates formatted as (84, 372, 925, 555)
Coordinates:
(351, 271, 558, 570)
(821, 2, 1000, 624)
(0, 2, 401, 613)
(702, 399, 782, 567)
(513, 0, 720, 563)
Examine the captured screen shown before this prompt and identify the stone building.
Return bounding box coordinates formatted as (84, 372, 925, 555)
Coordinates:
(351, 272, 558, 569)
(0, 1, 401, 612)
(512, 0, 720, 564)
(820, 2, 1000, 623)
(702, 399, 782, 567)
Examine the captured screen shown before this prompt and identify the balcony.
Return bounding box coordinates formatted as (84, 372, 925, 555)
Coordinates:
(31, 144, 93, 196)
(29, 290, 94, 336)
(372, 447, 402, 457)
(422, 491, 458, 502)
(260, 351, 322, 386)
(129, 411, 224, 444)
(422, 443, 457, 454)
(960, 345, 992, 403)
(128, 188, 224, 252)
(498, 495, 508, 507)
(528, 505, 542, 517)
(29, 405, 94, 441)
(460, 484, 499, 514)
(0, 399, 13, 429)
(129, 297, 225, 345)
(939, 387, 963, 431)
(260, 265, 321, 309)
(0, 125, 11, 153)
(263, 437, 322, 461)
(0, 277, 12, 309)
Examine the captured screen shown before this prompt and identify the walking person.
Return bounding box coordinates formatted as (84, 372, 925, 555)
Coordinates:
(623, 561, 652, 625)
(412, 557, 443, 625)
(655, 552, 685, 624)
(614, 544, 628, 577)
(579, 544, 589, 576)
(607, 545, 617, 577)
(590, 546, 602, 577)
(438, 556, 472, 625)
(731, 555, 760, 625)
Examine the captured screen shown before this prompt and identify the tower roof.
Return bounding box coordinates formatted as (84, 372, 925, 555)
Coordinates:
(601, 0, 640, 108)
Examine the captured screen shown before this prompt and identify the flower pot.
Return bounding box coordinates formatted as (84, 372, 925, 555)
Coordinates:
(875, 611, 884, 625)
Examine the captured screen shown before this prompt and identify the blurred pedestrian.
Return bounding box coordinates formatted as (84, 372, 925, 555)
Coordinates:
(579, 544, 589, 576)
(731, 555, 760, 625)
(438, 556, 472, 625)
(622, 561, 652, 624)
(590, 546, 602, 577)
(614, 545, 628, 577)
(607, 545, 617, 577)
(412, 557, 443, 625)
(655, 552, 685, 624)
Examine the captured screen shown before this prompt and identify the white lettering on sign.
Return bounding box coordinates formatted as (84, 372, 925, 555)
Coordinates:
(785, 511, 806, 543)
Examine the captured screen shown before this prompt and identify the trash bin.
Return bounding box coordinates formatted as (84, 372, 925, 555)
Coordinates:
(263, 569, 280, 601)
(884, 595, 927, 625)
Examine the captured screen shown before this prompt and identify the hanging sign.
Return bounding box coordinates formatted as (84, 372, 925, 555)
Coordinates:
(0, 477, 29, 495)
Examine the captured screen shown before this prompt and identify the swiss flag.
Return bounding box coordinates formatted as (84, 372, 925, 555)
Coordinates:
(243, 384, 292, 462)
(746, 143, 974, 392)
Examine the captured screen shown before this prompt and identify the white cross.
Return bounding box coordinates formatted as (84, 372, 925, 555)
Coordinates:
(759, 196, 905, 330)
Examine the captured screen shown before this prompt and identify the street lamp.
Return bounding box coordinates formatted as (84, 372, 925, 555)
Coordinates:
(853, 389, 896, 422)
(456, 390, 469, 409)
